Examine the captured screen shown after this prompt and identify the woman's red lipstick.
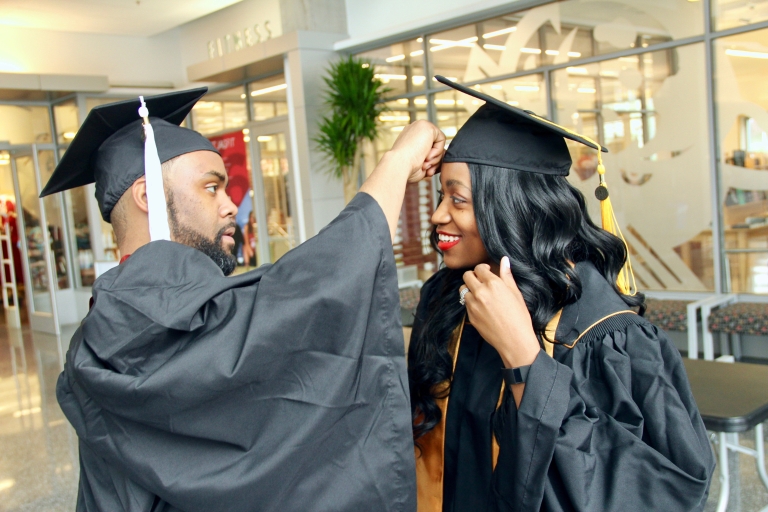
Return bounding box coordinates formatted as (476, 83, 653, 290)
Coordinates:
(437, 231, 461, 251)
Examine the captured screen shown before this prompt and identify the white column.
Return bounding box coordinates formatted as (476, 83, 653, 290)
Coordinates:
(285, 46, 345, 239)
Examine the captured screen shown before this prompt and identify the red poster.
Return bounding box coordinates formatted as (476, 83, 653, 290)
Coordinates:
(208, 131, 248, 207)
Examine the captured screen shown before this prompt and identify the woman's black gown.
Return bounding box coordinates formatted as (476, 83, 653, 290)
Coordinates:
(410, 261, 715, 511)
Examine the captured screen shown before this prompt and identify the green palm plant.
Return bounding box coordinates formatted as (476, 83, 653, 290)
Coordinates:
(315, 56, 389, 203)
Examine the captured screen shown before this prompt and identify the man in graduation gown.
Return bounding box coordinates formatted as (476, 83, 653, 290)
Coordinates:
(43, 88, 445, 511)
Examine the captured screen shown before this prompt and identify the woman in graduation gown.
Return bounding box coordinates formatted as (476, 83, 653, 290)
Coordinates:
(408, 77, 715, 511)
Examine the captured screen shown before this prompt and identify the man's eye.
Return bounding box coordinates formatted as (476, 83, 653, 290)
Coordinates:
(206, 185, 218, 194)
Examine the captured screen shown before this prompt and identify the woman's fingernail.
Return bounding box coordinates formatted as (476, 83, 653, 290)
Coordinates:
(502, 256, 510, 270)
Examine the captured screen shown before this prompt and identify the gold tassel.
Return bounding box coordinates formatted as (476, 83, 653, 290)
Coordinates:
(594, 153, 636, 296)
(528, 113, 637, 295)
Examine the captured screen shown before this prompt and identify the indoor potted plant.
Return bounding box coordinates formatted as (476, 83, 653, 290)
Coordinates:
(315, 56, 389, 203)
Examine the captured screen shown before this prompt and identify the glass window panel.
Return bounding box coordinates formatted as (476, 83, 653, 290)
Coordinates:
(374, 97, 429, 162)
(53, 101, 78, 145)
(0, 151, 21, 306)
(0, 106, 51, 145)
(15, 155, 52, 313)
(715, 28, 768, 293)
(427, 1, 700, 85)
(248, 75, 288, 121)
(68, 186, 93, 286)
(192, 86, 248, 135)
(713, 0, 768, 31)
(356, 39, 426, 97)
(238, 136, 259, 270)
(435, 74, 546, 144)
(371, 96, 435, 273)
(434, 88, 472, 143)
(429, 24, 485, 83)
(555, 43, 713, 292)
(257, 133, 297, 262)
(540, 24, 594, 66)
(37, 150, 70, 290)
(556, 0, 701, 52)
(431, 10, 555, 80)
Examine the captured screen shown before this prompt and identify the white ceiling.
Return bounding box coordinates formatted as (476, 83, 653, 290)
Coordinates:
(0, 0, 244, 37)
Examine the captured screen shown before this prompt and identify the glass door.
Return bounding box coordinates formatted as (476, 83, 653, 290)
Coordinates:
(0, 150, 21, 328)
(9, 145, 60, 335)
(246, 118, 299, 264)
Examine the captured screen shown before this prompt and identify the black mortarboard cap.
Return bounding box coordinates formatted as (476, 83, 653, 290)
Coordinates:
(435, 75, 607, 176)
(40, 88, 218, 222)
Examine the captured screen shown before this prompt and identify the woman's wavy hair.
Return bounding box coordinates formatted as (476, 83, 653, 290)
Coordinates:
(408, 163, 645, 441)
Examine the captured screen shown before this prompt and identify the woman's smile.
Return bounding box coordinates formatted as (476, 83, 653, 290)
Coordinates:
(431, 162, 490, 269)
(437, 231, 462, 251)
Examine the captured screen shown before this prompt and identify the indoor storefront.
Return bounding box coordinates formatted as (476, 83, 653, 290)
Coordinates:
(351, 0, 768, 298)
(3, 0, 768, 510)
(2, 0, 768, 332)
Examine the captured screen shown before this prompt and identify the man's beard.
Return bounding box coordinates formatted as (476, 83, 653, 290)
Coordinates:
(167, 193, 237, 276)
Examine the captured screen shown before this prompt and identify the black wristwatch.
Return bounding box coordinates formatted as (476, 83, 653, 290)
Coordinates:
(502, 365, 531, 386)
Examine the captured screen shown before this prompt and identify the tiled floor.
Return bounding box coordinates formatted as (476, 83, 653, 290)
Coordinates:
(1, 319, 767, 511)
(0, 323, 79, 511)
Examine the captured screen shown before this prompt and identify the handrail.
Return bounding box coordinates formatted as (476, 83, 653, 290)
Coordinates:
(724, 248, 768, 254)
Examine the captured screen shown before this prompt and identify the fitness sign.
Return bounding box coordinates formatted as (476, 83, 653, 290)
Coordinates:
(207, 22, 276, 59)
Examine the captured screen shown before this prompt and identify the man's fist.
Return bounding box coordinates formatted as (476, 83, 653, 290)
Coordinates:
(389, 120, 446, 183)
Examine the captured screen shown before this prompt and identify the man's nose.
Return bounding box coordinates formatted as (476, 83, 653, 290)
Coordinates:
(222, 194, 238, 218)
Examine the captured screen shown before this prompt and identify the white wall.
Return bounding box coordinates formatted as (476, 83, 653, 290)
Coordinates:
(0, 0, 520, 87)
(341, 0, 524, 48)
(0, 0, 282, 89)
(0, 25, 185, 87)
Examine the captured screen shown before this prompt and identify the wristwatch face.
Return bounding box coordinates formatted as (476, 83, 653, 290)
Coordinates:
(503, 365, 530, 385)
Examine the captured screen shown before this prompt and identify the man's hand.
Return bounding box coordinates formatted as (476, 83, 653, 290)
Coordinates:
(360, 121, 446, 240)
(388, 120, 446, 183)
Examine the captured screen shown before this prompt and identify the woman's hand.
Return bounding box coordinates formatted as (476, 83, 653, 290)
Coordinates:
(461, 257, 540, 369)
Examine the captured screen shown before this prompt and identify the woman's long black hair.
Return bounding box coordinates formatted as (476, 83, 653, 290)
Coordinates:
(408, 163, 645, 440)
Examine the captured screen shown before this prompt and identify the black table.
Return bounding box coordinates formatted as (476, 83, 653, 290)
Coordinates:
(685, 359, 768, 432)
(684, 358, 768, 512)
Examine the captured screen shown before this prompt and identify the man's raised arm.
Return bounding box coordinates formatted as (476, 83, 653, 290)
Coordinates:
(360, 120, 445, 241)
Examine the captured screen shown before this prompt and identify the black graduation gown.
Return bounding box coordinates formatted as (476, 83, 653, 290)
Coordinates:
(57, 193, 416, 512)
(411, 262, 715, 512)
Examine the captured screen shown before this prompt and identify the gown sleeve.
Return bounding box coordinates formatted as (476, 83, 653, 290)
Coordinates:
(491, 319, 715, 512)
(57, 192, 416, 512)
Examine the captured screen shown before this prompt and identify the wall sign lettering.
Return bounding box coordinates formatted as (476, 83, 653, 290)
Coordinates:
(208, 22, 274, 59)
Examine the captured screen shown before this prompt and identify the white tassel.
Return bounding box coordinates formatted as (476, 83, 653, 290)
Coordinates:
(138, 97, 171, 242)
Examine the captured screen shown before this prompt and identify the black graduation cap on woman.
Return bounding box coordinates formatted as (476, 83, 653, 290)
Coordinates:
(433, 75, 635, 295)
(40, 88, 219, 239)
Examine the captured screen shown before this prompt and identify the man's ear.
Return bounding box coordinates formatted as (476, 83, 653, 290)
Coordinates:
(131, 177, 149, 214)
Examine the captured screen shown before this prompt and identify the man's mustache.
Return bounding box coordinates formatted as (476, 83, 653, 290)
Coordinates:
(216, 223, 237, 240)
